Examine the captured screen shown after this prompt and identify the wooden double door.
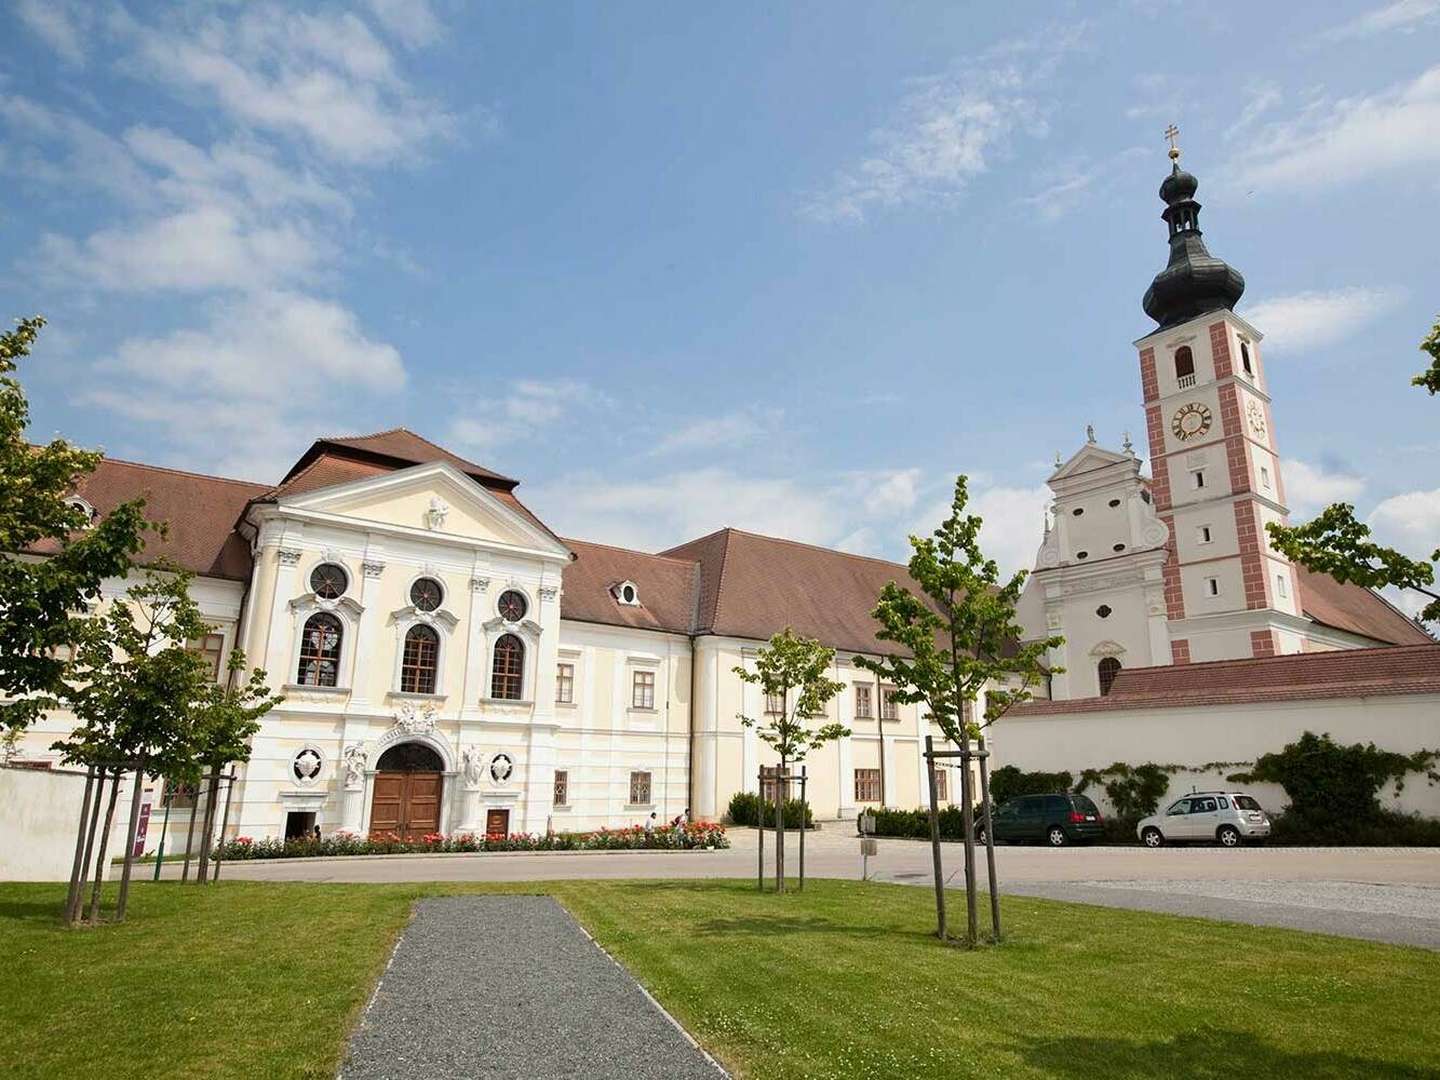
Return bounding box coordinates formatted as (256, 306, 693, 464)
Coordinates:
(369, 771, 443, 840)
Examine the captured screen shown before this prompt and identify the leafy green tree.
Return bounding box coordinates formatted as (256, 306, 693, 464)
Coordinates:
(55, 568, 214, 923)
(0, 317, 151, 734)
(1268, 315, 1440, 626)
(734, 628, 848, 891)
(857, 475, 1062, 944)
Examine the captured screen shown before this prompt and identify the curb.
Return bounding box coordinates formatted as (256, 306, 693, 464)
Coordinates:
(207, 846, 728, 867)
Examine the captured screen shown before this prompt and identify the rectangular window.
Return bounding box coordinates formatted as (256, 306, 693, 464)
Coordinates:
(932, 768, 948, 803)
(188, 633, 225, 682)
(556, 662, 574, 704)
(1276, 573, 1289, 599)
(629, 770, 652, 806)
(764, 691, 784, 715)
(1205, 577, 1220, 597)
(855, 768, 882, 803)
(1260, 466, 1272, 489)
(854, 684, 872, 719)
(632, 670, 655, 709)
(1191, 469, 1206, 490)
(880, 686, 899, 720)
(553, 769, 568, 807)
(162, 777, 197, 809)
(1197, 525, 1213, 544)
(1240, 340, 1254, 375)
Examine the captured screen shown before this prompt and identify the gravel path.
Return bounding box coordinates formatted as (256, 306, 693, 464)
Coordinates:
(340, 896, 726, 1079)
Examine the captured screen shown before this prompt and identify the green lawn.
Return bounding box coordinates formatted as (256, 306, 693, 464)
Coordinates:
(2, 878, 1437, 1079)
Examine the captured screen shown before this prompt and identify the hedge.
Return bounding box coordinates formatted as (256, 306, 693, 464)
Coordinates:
(213, 821, 729, 860)
(727, 790, 815, 829)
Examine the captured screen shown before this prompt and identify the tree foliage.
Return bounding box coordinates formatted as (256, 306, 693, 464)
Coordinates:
(988, 765, 1075, 806)
(733, 628, 848, 764)
(1267, 313, 1440, 625)
(0, 317, 152, 732)
(856, 476, 1062, 740)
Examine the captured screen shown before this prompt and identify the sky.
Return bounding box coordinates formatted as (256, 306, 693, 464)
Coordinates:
(3, 1, 1438, 611)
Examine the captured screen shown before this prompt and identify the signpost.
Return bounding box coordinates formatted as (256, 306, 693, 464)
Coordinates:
(130, 788, 153, 859)
(858, 809, 877, 880)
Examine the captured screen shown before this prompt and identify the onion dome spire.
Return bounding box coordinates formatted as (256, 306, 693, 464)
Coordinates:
(1141, 126, 1245, 329)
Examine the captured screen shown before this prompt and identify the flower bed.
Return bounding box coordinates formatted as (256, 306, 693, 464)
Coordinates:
(214, 821, 729, 860)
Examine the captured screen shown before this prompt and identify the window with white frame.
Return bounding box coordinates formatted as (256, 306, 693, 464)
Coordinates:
(854, 684, 873, 718)
(629, 770, 652, 806)
(1191, 469, 1206, 490)
(764, 691, 784, 715)
(188, 633, 225, 682)
(1205, 577, 1220, 597)
(632, 669, 655, 709)
(880, 686, 899, 720)
(1260, 466, 1272, 489)
(553, 769, 569, 806)
(932, 768, 948, 803)
(855, 768, 881, 803)
(1276, 573, 1289, 599)
(556, 662, 575, 704)
(1197, 524, 1213, 544)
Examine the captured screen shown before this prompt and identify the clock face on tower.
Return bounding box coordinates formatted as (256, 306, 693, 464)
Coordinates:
(1171, 402, 1213, 441)
(1246, 399, 1267, 437)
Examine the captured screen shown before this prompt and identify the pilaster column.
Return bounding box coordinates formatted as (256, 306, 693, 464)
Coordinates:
(459, 575, 490, 722)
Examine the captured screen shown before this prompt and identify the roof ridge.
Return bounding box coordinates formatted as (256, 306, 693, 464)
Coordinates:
(1111, 641, 1440, 683)
(723, 526, 911, 574)
(710, 528, 735, 634)
(565, 536, 700, 566)
(317, 426, 409, 443)
(99, 456, 271, 490)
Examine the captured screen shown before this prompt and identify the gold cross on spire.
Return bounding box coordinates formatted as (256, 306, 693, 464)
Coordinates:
(1164, 123, 1181, 161)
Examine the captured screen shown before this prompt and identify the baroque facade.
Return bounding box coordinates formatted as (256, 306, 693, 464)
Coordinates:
(14, 146, 1436, 840)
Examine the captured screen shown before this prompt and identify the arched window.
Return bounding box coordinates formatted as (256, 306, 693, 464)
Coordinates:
(400, 625, 439, 694)
(491, 633, 524, 700)
(1174, 346, 1195, 381)
(1098, 656, 1122, 696)
(297, 613, 342, 687)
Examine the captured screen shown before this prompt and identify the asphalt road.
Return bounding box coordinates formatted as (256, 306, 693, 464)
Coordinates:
(187, 829, 1440, 949)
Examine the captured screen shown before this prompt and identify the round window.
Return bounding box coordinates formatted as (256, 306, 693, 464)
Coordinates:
(310, 563, 348, 599)
(621, 584, 636, 604)
(1096, 605, 1112, 619)
(410, 577, 443, 612)
(498, 589, 528, 622)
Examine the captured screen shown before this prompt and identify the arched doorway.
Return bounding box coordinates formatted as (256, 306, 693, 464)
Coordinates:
(369, 742, 445, 840)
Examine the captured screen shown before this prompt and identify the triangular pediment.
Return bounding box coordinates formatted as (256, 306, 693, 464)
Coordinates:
(1049, 443, 1137, 484)
(279, 462, 569, 556)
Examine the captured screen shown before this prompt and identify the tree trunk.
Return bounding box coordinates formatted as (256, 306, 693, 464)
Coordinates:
(180, 776, 203, 883)
(756, 767, 765, 893)
(211, 766, 236, 882)
(774, 756, 786, 894)
(977, 733, 1001, 942)
(64, 766, 96, 925)
(957, 734, 979, 947)
(797, 765, 806, 893)
(87, 768, 123, 923)
(925, 736, 946, 941)
(195, 769, 221, 883)
(114, 756, 147, 922)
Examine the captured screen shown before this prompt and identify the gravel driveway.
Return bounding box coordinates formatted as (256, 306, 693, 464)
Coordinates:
(340, 895, 725, 1079)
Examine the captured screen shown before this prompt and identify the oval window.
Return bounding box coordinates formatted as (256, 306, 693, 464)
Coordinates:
(410, 577, 443, 612)
(1072, 507, 1084, 516)
(1076, 551, 1089, 560)
(1113, 543, 1127, 552)
(1108, 498, 1121, 508)
(498, 589, 528, 622)
(621, 584, 637, 604)
(309, 563, 348, 599)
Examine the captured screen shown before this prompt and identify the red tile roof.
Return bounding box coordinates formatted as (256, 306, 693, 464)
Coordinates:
(288, 428, 516, 487)
(559, 539, 699, 634)
(59, 458, 269, 581)
(1011, 643, 1440, 714)
(1295, 564, 1432, 646)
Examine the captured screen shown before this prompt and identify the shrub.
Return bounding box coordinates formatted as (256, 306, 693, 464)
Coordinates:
(1076, 762, 1176, 818)
(726, 790, 815, 829)
(989, 766, 1073, 806)
(1229, 731, 1440, 826)
(212, 821, 730, 860)
(1266, 807, 1440, 847)
(861, 804, 970, 841)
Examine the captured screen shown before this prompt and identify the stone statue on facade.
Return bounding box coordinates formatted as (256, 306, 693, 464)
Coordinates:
(462, 746, 484, 788)
(342, 744, 367, 788)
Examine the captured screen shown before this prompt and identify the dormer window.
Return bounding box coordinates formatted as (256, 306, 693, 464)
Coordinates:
(64, 496, 98, 527)
(612, 580, 640, 606)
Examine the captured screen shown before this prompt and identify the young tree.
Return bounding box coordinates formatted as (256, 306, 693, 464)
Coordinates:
(189, 651, 282, 883)
(0, 317, 150, 735)
(858, 475, 1062, 945)
(1267, 314, 1440, 626)
(734, 629, 848, 892)
(54, 568, 213, 924)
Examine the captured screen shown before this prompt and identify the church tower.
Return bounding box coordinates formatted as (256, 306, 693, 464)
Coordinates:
(1136, 136, 1302, 663)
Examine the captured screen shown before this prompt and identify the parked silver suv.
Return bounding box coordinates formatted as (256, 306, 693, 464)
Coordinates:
(1136, 791, 1271, 847)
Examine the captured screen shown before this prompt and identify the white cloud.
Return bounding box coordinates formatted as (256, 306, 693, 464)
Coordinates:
(800, 26, 1086, 223)
(1017, 147, 1146, 223)
(41, 206, 325, 293)
(447, 380, 611, 453)
(910, 483, 1051, 580)
(1369, 487, 1440, 554)
(82, 291, 405, 477)
(651, 407, 783, 456)
(1231, 65, 1440, 192)
(1322, 0, 1440, 40)
(1225, 82, 1283, 141)
(1241, 286, 1405, 352)
(16, 0, 86, 65)
(122, 4, 453, 164)
(366, 0, 444, 49)
(1282, 459, 1366, 517)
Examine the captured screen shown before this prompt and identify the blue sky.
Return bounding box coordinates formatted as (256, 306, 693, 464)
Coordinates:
(3, 1, 1438, 594)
